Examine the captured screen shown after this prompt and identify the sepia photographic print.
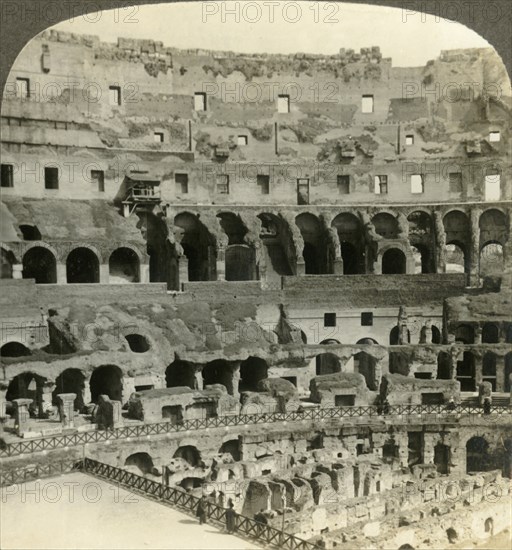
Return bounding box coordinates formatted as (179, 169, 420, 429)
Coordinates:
(0, 1, 511, 549)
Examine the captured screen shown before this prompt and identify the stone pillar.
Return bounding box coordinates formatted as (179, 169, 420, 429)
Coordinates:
(57, 393, 76, 428)
(140, 263, 150, 283)
(474, 324, 482, 344)
(193, 367, 204, 391)
(12, 264, 23, 279)
(99, 263, 109, 284)
(498, 324, 506, 343)
(112, 400, 123, 427)
(423, 433, 435, 465)
(0, 381, 8, 418)
(296, 260, 306, 276)
(474, 352, 483, 388)
(122, 376, 136, 404)
(433, 211, 446, 273)
(468, 208, 481, 287)
(83, 383, 92, 406)
(496, 355, 505, 392)
(40, 381, 55, 417)
(231, 363, 241, 400)
(56, 263, 67, 284)
(178, 256, 189, 289)
(217, 246, 226, 281)
(13, 398, 33, 436)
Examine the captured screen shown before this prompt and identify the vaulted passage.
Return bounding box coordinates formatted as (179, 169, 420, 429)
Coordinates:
(53, 368, 86, 410)
(316, 352, 341, 375)
(332, 213, 364, 274)
(382, 249, 406, 274)
(479, 242, 503, 278)
(125, 452, 155, 475)
(66, 248, 99, 283)
(6, 372, 46, 412)
(466, 436, 490, 473)
(408, 211, 434, 273)
(354, 339, 379, 390)
(109, 247, 140, 283)
(174, 445, 201, 467)
(444, 211, 470, 274)
(202, 360, 234, 394)
(166, 360, 196, 389)
(456, 352, 475, 391)
(218, 212, 256, 281)
(239, 356, 268, 392)
(22, 247, 57, 284)
(258, 213, 293, 278)
(89, 365, 123, 403)
(372, 213, 398, 239)
(1, 247, 15, 279)
(1, 342, 31, 358)
(296, 213, 328, 274)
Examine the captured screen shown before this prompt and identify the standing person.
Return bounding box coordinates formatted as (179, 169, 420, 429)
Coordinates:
(254, 509, 268, 537)
(225, 501, 237, 534)
(196, 495, 208, 525)
(217, 491, 225, 508)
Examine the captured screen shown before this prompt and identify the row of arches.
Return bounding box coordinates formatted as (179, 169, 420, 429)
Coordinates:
(1, 246, 142, 284)
(454, 322, 512, 345)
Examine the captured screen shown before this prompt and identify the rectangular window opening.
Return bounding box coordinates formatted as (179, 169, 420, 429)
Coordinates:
(257, 174, 270, 195)
(44, 166, 59, 190)
(361, 95, 374, 113)
(175, 173, 189, 194)
(154, 132, 164, 143)
(0, 164, 14, 188)
(194, 92, 207, 111)
(297, 178, 309, 205)
(405, 135, 414, 146)
(91, 170, 105, 192)
(216, 175, 229, 194)
(109, 86, 121, 106)
(448, 172, 462, 193)
(277, 94, 290, 113)
(375, 175, 388, 195)
(324, 313, 336, 327)
(410, 174, 424, 194)
(237, 135, 248, 146)
(16, 78, 29, 99)
(361, 312, 373, 326)
(337, 175, 350, 194)
(489, 131, 500, 142)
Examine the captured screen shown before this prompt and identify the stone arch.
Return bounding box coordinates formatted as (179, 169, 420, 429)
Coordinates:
(1, 247, 16, 279)
(434, 442, 450, 474)
(390, 326, 410, 345)
(331, 213, 364, 274)
(354, 338, 379, 390)
(444, 211, 470, 273)
(295, 213, 327, 274)
(125, 334, 150, 353)
(89, 365, 123, 403)
(372, 212, 399, 239)
(1, 341, 31, 358)
(456, 351, 475, 391)
(66, 247, 100, 283)
(445, 242, 468, 274)
(225, 245, 256, 281)
(257, 212, 294, 277)
(437, 351, 451, 379)
(479, 242, 504, 278)
(408, 211, 434, 273)
(22, 246, 57, 284)
(166, 360, 196, 389)
(202, 359, 234, 394)
(124, 452, 155, 475)
(482, 323, 499, 344)
(109, 247, 140, 283)
(174, 212, 216, 281)
(454, 324, 474, 344)
(482, 352, 497, 391)
(174, 445, 201, 467)
(479, 208, 508, 246)
(239, 357, 268, 392)
(53, 368, 86, 410)
(217, 212, 248, 245)
(466, 436, 490, 473)
(382, 248, 406, 274)
(219, 439, 241, 461)
(6, 372, 47, 413)
(315, 352, 342, 376)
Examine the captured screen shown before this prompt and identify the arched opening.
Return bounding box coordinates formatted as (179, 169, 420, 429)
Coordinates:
(382, 440, 399, 462)
(22, 247, 57, 284)
(431, 326, 441, 344)
(382, 249, 406, 274)
(179, 477, 203, 490)
(466, 436, 490, 473)
(482, 323, 499, 344)
(390, 326, 410, 345)
(202, 360, 234, 394)
(175, 212, 215, 282)
(315, 353, 341, 376)
(239, 357, 268, 392)
(66, 248, 99, 283)
(445, 243, 467, 274)
(332, 213, 364, 274)
(217, 212, 248, 245)
(166, 360, 196, 389)
(1, 247, 15, 279)
(505, 353, 512, 393)
(19, 224, 41, 240)
(446, 528, 458, 544)
(456, 352, 475, 391)
(411, 244, 431, 274)
(258, 213, 293, 277)
(225, 245, 256, 281)
(89, 365, 123, 403)
(174, 445, 201, 467)
(479, 242, 504, 278)
(53, 368, 86, 411)
(219, 439, 241, 461)
(124, 452, 155, 475)
(479, 209, 507, 247)
(125, 334, 150, 353)
(454, 324, 474, 344)
(372, 213, 399, 239)
(437, 352, 451, 380)
(296, 213, 327, 274)
(1, 342, 31, 358)
(482, 352, 497, 391)
(6, 372, 46, 414)
(354, 339, 379, 390)
(484, 518, 494, 536)
(434, 443, 450, 474)
(408, 211, 434, 273)
(109, 247, 140, 283)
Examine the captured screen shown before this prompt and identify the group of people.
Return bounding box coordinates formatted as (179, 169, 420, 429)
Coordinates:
(195, 491, 269, 538)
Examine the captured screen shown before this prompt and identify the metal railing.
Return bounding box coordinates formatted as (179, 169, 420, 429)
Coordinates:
(0, 459, 82, 487)
(1, 403, 510, 458)
(82, 458, 320, 550)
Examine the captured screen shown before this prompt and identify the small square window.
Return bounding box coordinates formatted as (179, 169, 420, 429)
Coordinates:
(109, 86, 121, 106)
(324, 313, 336, 327)
(16, 78, 29, 99)
(410, 174, 424, 194)
(216, 175, 229, 194)
(194, 92, 207, 111)
(257, 174, 270, 195)
(237, 135, 248, 146)
(91, 170, 105, 192)
(361, 95, 374, 113)
(489, 131, 500, 142)
(448, 172, 462, 193)
(375, 175, 388, 195)
(278, 94, 290, 113)
(154, 132, 164, 143)
(1, 164, 14, 188)
(405, 135, 414, 146)
(337, 175, 350, 194)
(361, 312, 373, 326)
(44, 166, 59, 190)
(175, 173, 189, 194)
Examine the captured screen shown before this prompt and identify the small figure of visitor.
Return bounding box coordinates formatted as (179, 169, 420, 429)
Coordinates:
(208, 489, 217, 503)
(217, 491, 225, 508)
(446, 396, 456, 411)
(254, 509, 268, 536)
(225, 501, 237, 534)
(382, 398, 390, 415)
(483, 397, 491, 415)
(196, 495, 208, 525)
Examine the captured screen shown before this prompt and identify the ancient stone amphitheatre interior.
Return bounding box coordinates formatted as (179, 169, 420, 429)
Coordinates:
(0, 3, 511, 549)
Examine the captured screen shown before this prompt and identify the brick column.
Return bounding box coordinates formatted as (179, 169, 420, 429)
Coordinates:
(56, 263, 67, 284)
(99, 263, 109, 283)
(433, 211, 446, 273)
(178, 256, 189, 289)
(468, 208, 481, 287)
(57, 393, 76, 428)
